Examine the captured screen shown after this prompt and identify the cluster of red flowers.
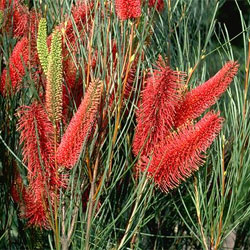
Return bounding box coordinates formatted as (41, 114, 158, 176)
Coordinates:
(0, 1, 104, 228)
(0, 0, 239, 228)
(133, 59, 238, 191)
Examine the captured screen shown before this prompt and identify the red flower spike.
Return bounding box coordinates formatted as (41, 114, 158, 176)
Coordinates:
(133, 58, 185, 156)
(17, 103, 60, 228)
(115, 0, 141, 20)
(17, 103, 55, 182)
(174, 61, 239, 128)
(0, 37, 29, 95)
(148, 0, 164, 11)
(139, 111, 223, 192)
(56, 80, 103, 168)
